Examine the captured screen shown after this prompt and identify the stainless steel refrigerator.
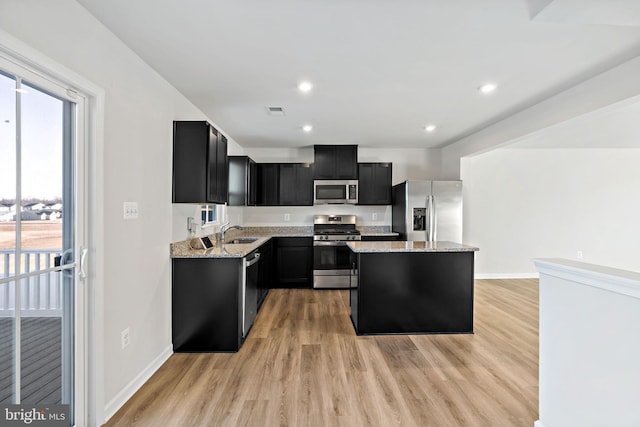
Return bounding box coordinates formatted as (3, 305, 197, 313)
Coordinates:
(392, 180, 463, 242)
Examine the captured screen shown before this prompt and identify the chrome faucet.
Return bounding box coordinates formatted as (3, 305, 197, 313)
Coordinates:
(221, 223, 244, 243)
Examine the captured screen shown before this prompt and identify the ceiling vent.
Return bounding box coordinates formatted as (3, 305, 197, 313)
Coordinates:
(266, 106, 285, 116)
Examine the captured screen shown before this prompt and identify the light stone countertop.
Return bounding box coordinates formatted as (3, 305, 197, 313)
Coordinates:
(347, 240, 479, 253)
(170, 225, 399, 258)
(170, 236, 272, 258)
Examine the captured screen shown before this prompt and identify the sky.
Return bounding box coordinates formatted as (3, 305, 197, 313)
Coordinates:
(1, 71, 63, 201)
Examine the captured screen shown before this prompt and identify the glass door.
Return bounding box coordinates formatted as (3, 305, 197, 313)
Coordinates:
(0, 62, 84, 426)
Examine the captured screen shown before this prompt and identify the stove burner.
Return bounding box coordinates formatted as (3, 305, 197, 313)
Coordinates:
(313, 214, 360, 241)
(314, 229, 360, 235)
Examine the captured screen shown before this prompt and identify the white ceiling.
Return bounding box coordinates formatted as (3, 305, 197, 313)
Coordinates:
(509, 99, 640, 149)
(76, 0, 640, 149)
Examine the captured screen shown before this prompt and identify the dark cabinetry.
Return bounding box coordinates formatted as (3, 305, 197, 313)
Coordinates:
(256, 163, 279, 206)
(173, 121, 228, 204)
(274, 237, 313, 288)
(279, 163, 313, 205)
(358, 163, 392, 205)
(256, 163, 313, 206)
(172, 257, 241, 352)
(350, 251, 474, 334)
(228, 156, 257, 206)
(172, 240, 274, 353)
(313, 145, 358, 179)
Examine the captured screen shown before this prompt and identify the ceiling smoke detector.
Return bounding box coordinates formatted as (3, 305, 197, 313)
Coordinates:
(266, 106, 285, 116)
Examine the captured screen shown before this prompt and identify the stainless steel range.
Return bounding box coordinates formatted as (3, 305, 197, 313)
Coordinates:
(313, 214, 361, 289)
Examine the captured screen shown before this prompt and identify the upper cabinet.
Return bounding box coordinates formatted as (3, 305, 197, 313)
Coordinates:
(173, 121, 228, 204)
(313, 145, 358, 180)
(358, 163, 392, 205)
(256, 163, 280, 206)
(255, 163, 313, 206)
(279, 163, 313, 206)
(228, 156, 257, 206)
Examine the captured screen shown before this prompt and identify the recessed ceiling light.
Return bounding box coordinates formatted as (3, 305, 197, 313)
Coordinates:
(424, 124, 436, 132)
(478, 83, 497, 94)
(302, 124, 313, 133)
(298, 81, 313, 93)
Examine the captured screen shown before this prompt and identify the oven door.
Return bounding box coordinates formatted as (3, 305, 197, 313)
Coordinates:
(313, 241, 352, 288)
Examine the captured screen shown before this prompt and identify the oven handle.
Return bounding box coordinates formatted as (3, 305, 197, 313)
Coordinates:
(313, 240, 351, 246)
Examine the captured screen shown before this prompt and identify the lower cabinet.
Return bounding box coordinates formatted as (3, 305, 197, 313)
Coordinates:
(172, 237, 313, 352)
(172, 257, 242, 352)
(274, 237, 313, 288)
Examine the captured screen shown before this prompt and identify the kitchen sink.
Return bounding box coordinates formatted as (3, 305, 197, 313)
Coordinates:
(226, 237, 259, 245)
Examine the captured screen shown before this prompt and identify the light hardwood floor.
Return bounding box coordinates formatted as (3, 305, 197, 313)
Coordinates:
(105, 279, 539, 426)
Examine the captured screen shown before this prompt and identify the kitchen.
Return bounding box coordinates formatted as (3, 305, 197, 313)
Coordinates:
(2, 1, 640, 426)
(171, 138, 478, 349)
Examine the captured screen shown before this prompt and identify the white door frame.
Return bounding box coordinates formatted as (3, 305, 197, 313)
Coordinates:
(0, 30, 105, 427)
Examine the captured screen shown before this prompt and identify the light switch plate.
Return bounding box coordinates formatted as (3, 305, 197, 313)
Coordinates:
(123, 202, 139, 220)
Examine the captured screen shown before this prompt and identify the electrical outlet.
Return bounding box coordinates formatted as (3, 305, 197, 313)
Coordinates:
(372, 212, 378, 221)
(123, 202, 139, 220)
(284, 213, 290, 221)
(577, 251, 583, 259)
(121, 327, 130, 349)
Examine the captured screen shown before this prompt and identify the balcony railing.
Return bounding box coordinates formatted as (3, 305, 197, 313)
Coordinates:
(0, 249, 63, 317)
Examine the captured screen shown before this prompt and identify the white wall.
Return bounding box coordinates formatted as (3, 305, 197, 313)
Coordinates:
(462, 148, 640, 277)
(0, 0, 240, 423)
(534, 259, 640, 427)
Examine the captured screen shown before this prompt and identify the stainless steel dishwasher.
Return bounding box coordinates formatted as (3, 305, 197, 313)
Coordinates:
(242, 250, 261, 338)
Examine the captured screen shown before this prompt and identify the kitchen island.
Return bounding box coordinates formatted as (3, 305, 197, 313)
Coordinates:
(347, 241, 479, 335)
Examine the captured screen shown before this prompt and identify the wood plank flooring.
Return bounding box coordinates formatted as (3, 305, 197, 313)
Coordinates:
(105, 279, 539, 426)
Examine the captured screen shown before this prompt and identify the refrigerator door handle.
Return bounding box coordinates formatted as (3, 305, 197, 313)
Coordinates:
(431, 195, 437, 242)
(425, 195, 430, 241)
(426, 195, 435, 242)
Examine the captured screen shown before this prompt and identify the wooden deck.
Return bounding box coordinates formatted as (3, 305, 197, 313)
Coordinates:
(0, 317, 62, 404)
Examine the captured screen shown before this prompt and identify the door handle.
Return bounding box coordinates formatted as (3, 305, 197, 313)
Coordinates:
(79, 247, 88, 280)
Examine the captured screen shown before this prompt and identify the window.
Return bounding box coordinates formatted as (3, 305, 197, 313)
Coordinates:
(200, 205, 217, 225)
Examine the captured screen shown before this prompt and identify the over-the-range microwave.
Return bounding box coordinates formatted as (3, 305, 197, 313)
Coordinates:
(313, 180, 358, 205)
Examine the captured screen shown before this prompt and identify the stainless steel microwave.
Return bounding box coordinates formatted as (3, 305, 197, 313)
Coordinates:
(313, 180, 358, 204)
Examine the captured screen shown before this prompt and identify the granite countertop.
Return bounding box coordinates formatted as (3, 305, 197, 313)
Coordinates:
(347, 240, 479, 253)
(170, 225, 399, 258)
(357, 226, 399, 237)
(170, 236, 272, 258)
(171, 227, 310, 259)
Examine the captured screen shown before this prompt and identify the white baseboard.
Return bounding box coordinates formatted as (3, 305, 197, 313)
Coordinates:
(475, 273, 539, 279)
(103, 345, 173, 424)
